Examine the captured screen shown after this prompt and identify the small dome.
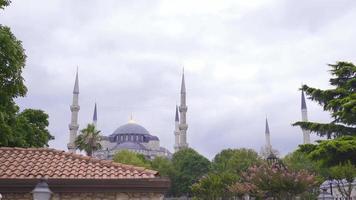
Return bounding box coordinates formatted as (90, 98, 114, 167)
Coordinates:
(112, 122, 150, 135)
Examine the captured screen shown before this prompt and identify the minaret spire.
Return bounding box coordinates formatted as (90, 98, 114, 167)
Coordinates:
(93, 102, 97, 127)
(67, 68, 80, 153)
(301, 90, 311, 144)
(178, 68, 188, 150)
(73, 67, 79, 94)
(174, 105, 181, 152)
(265, 117, 272, 155)
(181, 68, 186, 94)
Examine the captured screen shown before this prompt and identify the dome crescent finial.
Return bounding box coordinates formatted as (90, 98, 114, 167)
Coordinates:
(128, 112, 136, 123)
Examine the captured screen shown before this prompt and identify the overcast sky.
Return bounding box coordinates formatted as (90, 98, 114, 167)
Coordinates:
(2, 0, 355, 159)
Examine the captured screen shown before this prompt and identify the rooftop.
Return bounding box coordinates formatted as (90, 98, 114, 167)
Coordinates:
(0, 147, 158, 180)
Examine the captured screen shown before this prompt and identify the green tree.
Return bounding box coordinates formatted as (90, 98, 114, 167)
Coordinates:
(293, 62, 356, 199)
(75, 124, 102, 156)
(170, 148, 211, 197)
(0, 4, 53, 147)
(284, 151, 317, 172)
(212, 148, 262, 175)
(298, 136, 356, 167)
(150, 156, 173, 177)
(293, 62, 356, 138)
(113, 150, 150, 168)
(0, 0, 10, 9)
(297, 136, 356, 198)
(192, 172, 237, 200)
(13, 109, 53, 147)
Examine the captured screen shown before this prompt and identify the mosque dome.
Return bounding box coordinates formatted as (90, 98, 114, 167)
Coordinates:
(108, 119, 160, 143)
(112, 121, 150, 135)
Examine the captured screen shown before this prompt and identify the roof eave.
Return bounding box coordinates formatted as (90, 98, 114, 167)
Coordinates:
(0, 177, 170, 193)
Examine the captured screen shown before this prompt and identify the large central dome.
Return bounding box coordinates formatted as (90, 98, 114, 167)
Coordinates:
(112, 122, 150, 135)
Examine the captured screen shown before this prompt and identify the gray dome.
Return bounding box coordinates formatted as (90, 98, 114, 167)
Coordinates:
(112, 122, 150, 135)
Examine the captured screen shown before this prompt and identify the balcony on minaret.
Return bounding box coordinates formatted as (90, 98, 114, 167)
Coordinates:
(70, 105, 80, 112)
(68, 123, 79, 130)
(179, 106, 187, 112)
(179, 124, 188, 130)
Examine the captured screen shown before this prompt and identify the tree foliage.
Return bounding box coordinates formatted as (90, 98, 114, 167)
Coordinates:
(0, 0, 10, 9)
(75, 124, 102, 156)
(212, 148, 262, 175)
(13, 109, 53, 147)
(170, 148, 210, 197)
(150, 156, 174, 177)
(191, 172, 236, 200)
(293, 62, 356, 138)
(229, 163, 318, 199)
(283, 151, 325, 176)
(298, 136, 356, 167)
(113, 150, 151, 168)
(0, 13, 53, 147)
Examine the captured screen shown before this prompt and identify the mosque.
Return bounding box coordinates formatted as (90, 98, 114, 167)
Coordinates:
(66, 70, 189, 160)
(66, 67, 311, 161)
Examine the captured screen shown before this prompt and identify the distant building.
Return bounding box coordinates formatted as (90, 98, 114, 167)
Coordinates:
(94, 119, 172, 160)
(67, 69, 189, 160)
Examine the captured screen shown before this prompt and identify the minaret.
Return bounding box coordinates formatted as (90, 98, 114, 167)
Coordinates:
(93, 103, 97, 127)
(265, 117, 272, 155)
(174, 105, 180, 152)
(301, 90, 311, 144)
(178, 69, 188, 150)
(67, 69, 80, 153)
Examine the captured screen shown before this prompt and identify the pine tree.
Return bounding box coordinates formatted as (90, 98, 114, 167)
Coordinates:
(293, 61, 356, 138)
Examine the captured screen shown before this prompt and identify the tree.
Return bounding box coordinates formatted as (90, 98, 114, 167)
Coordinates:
(229, 163, 318, 199)
(191, 172, 237, 200)
(113, 150, 150, 168)
(283, 151, 323, 176)
(297, 136, 356, 198)
(170, 148, 211, 197)
(212, 148, 262, 175)
(0, 5, 53, 147)
(0, 24, 27, 147)
(292, 62, 356, 199)
(150, 156, 174, 177)
(293, 62, 356, 138)
(13, 109, 53, 147)
(0, 0, 10, 9)
(75, 124, 102, 156)
(298, 136, 356, 167)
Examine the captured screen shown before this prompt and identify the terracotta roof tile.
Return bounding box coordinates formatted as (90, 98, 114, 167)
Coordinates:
(0, 147, 158, 180)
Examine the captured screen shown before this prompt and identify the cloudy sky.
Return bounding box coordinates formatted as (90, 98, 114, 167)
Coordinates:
(2, 0, 355, 159)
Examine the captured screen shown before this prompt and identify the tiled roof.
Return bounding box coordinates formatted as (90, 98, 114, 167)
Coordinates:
(0, 147, 158, 179)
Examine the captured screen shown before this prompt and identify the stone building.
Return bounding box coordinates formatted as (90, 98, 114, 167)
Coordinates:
(0, 147, 170, 200)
